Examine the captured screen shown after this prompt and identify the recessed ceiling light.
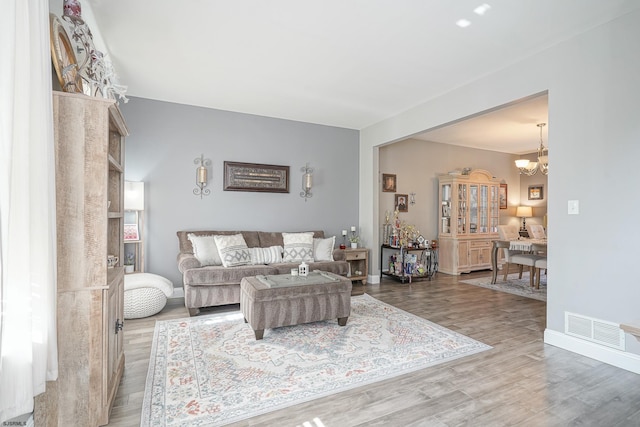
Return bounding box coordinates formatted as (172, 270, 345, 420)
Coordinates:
(474, 3, 491, 16)
(456, 19, 471, 28)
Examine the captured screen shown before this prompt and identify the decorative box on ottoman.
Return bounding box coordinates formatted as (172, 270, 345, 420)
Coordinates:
(240, 271, 352, 340)
(124, 273, 174, 319)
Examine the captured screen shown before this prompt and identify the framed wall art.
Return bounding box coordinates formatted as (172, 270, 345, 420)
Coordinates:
(395, 194, 408, 212)
(382, 173, 396, 192)
(499, 183, 508, 209)
(223, 161, 289, 193)
(124, 224, 139, 241)
(528, 185, 544, 200)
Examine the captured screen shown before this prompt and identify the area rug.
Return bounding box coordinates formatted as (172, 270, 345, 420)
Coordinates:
(459, 272, 547, 301)
(141, 294, 491, 426)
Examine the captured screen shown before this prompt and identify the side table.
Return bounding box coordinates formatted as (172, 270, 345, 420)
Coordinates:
(343, 247, 368, 284)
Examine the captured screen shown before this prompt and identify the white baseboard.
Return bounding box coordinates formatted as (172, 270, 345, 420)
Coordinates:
(170, 287, 184, 298)
(368, 274, 380, 285)
(544, 329, 640, 374)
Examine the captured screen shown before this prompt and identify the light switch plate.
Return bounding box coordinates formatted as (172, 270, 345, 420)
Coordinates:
(568, 200, 579, 215)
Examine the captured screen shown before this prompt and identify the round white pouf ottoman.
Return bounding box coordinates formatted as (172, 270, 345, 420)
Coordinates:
(124, 273, 174, 319)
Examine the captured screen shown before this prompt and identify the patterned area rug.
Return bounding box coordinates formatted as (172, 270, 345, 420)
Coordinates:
(459, 272, 547, 301)
(141, 294, 491, 426)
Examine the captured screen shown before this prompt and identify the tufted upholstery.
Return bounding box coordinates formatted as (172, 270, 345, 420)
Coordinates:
(526, 224, 547, 240)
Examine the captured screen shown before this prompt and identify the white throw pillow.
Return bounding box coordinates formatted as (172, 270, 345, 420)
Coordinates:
(187, 234, 222, 266)
(214, 234, 251, 267)
(263, 245, 283, 264)
(313, 236, 335, 261)
(249, 245, 283, 265)
(282, 232, 314, 262)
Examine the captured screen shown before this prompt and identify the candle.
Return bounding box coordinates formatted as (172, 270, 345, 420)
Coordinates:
(351, 226, 356, 232)
(304, 173, 313, 190)
(197, 166, 207, 185)
(342, 230, 347, 236)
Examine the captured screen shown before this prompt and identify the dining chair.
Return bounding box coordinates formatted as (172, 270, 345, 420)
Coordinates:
(509, 252, 545, 288)
(532, 242, 547, 289)
(497, 225, 522, 281)
(526, 224, 547, 240)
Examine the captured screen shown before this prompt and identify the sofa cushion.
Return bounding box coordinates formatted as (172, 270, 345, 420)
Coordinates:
(257, 230, 325, 248)
(187, 233, 222, 266)
(313, 236, 335, 261)
(184, 264, 279, 286)
(214, 234, 251, 267)
(282, 232, 314, 262)
(249, 245, 283, 265)
(177, 230, 261, 254)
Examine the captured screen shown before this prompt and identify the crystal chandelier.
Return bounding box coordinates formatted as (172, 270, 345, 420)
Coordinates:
(515, 123, 548, 176)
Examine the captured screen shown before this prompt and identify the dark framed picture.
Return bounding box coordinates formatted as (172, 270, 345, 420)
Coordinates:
(528, 185, 544, 200)
(382, 173, 396, 192)
(395, 194, 408, 212)
(223, 161, 289, 193)
(499, 183, 508, 209)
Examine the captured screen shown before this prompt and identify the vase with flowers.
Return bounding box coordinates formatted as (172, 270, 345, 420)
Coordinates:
(124, 252, 135, 274)
(349, 234, 359, 249)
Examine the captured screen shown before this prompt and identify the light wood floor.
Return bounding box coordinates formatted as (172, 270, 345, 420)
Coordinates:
(106, 270, 640, 427)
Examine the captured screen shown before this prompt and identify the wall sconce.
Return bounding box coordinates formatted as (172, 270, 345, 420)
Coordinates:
(409, 192, 416, 205)
(300, 163, 313, 201)
(193, 154, 211, 198)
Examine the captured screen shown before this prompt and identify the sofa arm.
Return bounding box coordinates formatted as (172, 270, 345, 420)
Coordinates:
(177, 253, 201, 273)
(332, 249, 346, 261)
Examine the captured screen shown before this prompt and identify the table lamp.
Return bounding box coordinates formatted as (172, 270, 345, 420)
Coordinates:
(516, 206, 533, 231)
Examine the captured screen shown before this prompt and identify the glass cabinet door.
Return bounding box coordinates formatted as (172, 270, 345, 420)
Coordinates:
(469, 184, 477, 233)
(440, 184, 452, 234)
(490, 185, 499, 233)
(457, 183, 467, 234)
(479, 185, 488, 233)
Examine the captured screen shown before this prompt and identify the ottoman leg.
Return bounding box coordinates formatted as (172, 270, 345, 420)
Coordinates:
(338, 317, 348, 326)
(254, 329, 264, 340)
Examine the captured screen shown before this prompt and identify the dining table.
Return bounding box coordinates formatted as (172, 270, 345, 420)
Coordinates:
(491, 238, 547, 284)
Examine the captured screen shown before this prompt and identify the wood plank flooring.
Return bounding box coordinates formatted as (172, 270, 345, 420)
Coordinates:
(106, 270, 640, 427)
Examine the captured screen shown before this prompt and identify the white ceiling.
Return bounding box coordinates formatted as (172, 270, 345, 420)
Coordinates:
(87, 0, 637, 152)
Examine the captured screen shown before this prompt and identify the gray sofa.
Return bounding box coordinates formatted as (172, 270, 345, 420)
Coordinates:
(177, 230, 349, 315)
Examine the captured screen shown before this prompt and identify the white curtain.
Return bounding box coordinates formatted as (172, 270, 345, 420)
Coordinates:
(0, 0, 58, 422)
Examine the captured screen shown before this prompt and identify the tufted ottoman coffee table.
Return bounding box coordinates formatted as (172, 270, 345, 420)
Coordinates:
(240, 271, 352, 340)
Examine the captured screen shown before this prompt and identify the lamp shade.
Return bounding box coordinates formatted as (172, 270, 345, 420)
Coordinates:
(124, 181, 144, 210)
(516, 206, 533, 218)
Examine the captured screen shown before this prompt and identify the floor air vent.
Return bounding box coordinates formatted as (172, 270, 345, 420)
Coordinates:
(565, 312, 625, 350)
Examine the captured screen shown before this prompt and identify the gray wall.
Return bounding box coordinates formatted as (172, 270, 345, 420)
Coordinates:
(120, 97, 359, 287)
(361, 10, 640, 358)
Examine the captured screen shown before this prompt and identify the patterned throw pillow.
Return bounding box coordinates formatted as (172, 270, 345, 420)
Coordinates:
(249, 246, 283, 265)
(313, 236, 335, 261)
(214, 234, 251, 267)
(282, 232, 314, 262)
(187, 234, 222, 266)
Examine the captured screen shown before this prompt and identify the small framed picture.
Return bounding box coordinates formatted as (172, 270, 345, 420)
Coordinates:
(395, 194, 408, 212)
(528, 185, 544, 200)
(499, 183, 508, 209)
(382, 173, 396, 192)
(124, 224, 139, 241)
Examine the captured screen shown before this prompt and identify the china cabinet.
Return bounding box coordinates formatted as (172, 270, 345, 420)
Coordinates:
(438, 169, 500, 275)
(35, 92, 128, 426)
